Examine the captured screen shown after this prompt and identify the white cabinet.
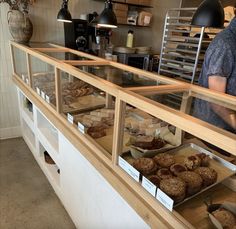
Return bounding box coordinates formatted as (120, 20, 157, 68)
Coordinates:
(59, 133, 150, 229)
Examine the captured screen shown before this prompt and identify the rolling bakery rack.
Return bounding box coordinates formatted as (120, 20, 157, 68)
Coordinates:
(10, 41, 236, 229)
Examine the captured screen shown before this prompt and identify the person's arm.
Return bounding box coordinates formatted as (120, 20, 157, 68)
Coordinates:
(208, 76, 236, 130)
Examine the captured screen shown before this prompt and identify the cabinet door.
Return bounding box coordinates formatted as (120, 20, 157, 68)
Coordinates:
(59, 133, 149, 229)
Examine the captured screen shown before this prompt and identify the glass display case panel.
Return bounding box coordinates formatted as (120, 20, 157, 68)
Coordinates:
(77, 65, 166, 88)
(40, 51, 92, 61)
(136, 88, 236, 136)
(59, 71, 116, 158)
(12, 46, 28, 81)
(30, 55, 56, 110)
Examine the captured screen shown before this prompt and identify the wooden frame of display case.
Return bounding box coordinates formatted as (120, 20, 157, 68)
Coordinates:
(10, 41, 236, 229)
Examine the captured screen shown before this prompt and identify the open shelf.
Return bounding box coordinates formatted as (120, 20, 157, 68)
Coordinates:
(22, 119, 36, 153)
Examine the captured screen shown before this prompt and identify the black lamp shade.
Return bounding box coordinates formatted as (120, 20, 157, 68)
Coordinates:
(97, 0, 117, 28)
(191, 0, 224, 28)
(57, 1, 72, 23)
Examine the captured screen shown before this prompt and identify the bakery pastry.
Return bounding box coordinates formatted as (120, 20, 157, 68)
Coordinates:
(147, 175, 161, 187)
(153, 153, 175, 168)
(212, 208, 236, 229)
(194, 167, 217, 187)
(87, 126, 106, 139)
(196, 153, 210, 167)
(133, 136, 154, 149)
(157, 168, 173, 180)
(160, 178, 186, 203)
(133, 158, 158, 176)
(177, 171, 203, 196)
(170, 163, 187, 176)
(184, 155, 201, 170)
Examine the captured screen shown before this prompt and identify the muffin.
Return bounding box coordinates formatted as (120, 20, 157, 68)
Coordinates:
(195, 167, 217, 187)
(160, 178, 186, 203)
(147, 175, 161, 187)
(133, 158, 158, 176)
(212, 208, 236, 229)
(196, 153, 210, 167)
(153, 153, 175, 168)
(157, 168, 173, 180)
(170, 163, 187, 176)
(184, 155, 201, 170)
(177, 171, 203, 196)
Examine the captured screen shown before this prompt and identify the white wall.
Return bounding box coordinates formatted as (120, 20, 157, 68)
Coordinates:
(0, 0, 182, 139)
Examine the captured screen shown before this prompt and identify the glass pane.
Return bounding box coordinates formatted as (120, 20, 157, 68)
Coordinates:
(78, 65, 164, 87)
(42, 52, 92, 61)
(12, 46, 28, 81)
(26, 42, 56, 48)
(59, 71, 115, 157)
(30, 55, 56, 110)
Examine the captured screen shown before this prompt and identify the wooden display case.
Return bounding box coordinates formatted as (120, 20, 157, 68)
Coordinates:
(10, 41, 236, 229)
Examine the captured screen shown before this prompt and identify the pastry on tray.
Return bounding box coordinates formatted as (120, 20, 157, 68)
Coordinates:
(184, 155, 201, 170)
(133, 158, 158, 176)
(212, 208, 236, 229)
(147, 175, 161, 187)
(177, 171, 203, 196)
(160, 177, 186, 203)
(170, 163, 187, 176)
(194, 167, 217, 187)
(157, 168, 173, 180)
(87, 126, 106, 139)
(153, 153, 175, 168)
(133, 136, 166, 150)
(196, 153, 210, 167)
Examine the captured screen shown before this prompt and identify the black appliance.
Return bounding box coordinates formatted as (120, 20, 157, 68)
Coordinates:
(115, 53, 153, 71)
(64, 19, 89, 51)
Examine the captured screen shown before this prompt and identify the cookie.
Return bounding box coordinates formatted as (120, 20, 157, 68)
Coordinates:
(147, 175, 161, 187)
(157, 168, 173, 180)
(153, 153, 175, 168)
(184, 155, 201, 170)
(133, 158, 158, 176)
(194, 167, 217, 187)
(170, 163, 187, 176)
(160, 178, 186, 203)
(177, 171, 203, 195)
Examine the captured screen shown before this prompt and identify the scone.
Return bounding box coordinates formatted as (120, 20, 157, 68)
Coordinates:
(157, 168, 173, 180)
(184, 155, 201, 170)
(153, 153, 175, 168)
(160, 178, 186, 203)
(133, 158, 158, 176)
(147, 175, 161, 187)
(177, 171, 203, 196)
(170, 163, 187, 176)
(196, 153, 210, 166)
(195, 167, 217, 187)
(212, 208, 236, 229)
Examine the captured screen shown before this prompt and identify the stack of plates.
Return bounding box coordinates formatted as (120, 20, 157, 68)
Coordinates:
(135, 46, 152, 54)
(114, 47, 136, 54)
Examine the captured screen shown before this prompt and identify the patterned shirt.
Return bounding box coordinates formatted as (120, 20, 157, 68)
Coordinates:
(194, 18, 236, 132)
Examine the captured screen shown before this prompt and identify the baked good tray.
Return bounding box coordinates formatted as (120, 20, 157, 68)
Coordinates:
(122, 143, 236, 207)
(168, 143, 236, 207)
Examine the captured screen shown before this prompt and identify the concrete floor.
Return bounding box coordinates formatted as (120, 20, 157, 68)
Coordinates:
(0, 138, 76, 229)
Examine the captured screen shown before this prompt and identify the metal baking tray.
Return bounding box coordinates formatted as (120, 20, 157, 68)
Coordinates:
(168, 143, 236, 207)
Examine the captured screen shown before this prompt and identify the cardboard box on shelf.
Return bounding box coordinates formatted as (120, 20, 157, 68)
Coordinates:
(114, 9, 128, 18)
(139, 0, 152, 6)
(113, 3, 128, 11)
(117, 16, 128, 25)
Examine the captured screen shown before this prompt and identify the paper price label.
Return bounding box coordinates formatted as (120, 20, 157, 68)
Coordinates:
(142, 177, 157, 197)
(156, 188, 174, 212)
(45, 95, 50, 104)
(41, 91, 46, 100)
(78, 122, 85, 134)
(36, 87, 41, 95)
(67, 113, 74, 124)
(118, 156, 140, 182)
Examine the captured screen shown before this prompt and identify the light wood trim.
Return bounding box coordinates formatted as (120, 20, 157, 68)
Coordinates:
(32, 48, 70, 52)
(62, 60, 110, 66)
(9, 42, 16, 75)
(26, 53, 32, 87)
(55, 68, 62, 113)
(120, 90, 236, 155)
(112, 99, 126, 165)
(13, 75, 182, 229)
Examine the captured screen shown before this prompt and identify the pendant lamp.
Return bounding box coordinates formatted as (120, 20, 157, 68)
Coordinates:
(191, 0, 224, 28)
(57, 0, 72, 23)
(97, 0, 117, 28)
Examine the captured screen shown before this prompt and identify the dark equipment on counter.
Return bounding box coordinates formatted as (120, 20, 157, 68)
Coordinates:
(191, 0, 224, 28)
(57, 0, 72, 23)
